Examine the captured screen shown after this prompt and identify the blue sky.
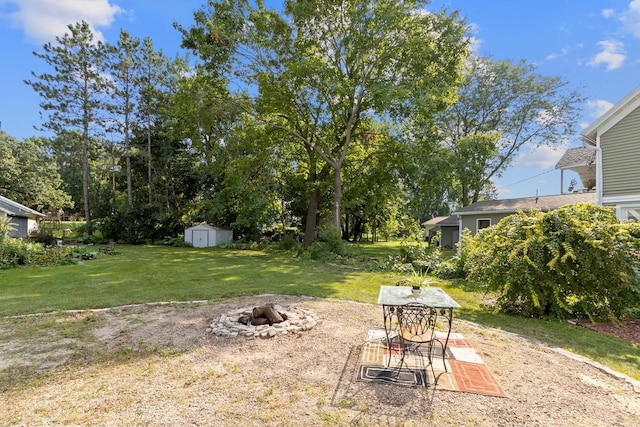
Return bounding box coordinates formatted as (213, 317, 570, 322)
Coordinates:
(1, 0, 639, 200)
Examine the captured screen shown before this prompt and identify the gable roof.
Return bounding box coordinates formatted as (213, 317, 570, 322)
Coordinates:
(185, 223, 230, 231)
(422, 216, 448, 226)
(424, 215, 459, 228)
(435, 215, 460, 227)
(453, 192, 596, 216)
(582, 85, 640, 144)
(0, 195, 44, 218)
(555, 147, 596, 169)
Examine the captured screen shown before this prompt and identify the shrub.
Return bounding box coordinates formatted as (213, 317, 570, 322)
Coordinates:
(399, 240, 428, 263)
(0, 238, 42, 268)
(160, 236, 190, 247)
(462, 203, 640, 320)
(28, 228, 58, 246)
(310, 222, 346, 259)
(434, 255, 466, 279)
(279, 234, 298, 251)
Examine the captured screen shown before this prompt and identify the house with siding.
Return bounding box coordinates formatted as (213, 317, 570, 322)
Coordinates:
(426, 85, 640, 247)
(0, 195, 44, 239)
(429, 192, 597, 248)
(580, 85, 640, 221)
(452, 191, 596, 237)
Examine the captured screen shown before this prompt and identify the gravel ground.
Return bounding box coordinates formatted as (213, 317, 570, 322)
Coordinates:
(1, 295, 639, 426)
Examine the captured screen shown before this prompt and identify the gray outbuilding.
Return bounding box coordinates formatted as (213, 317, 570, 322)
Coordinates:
(184, 223, 233, 248)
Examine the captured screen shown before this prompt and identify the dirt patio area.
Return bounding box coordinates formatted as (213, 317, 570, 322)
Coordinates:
(1, 295, 639, 426)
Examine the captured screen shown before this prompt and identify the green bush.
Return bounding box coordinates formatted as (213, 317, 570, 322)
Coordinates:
(160, 236, 190, 247)
(311, 222, 346, 259)
(28, 228, 58, 246)
(399, 240, 429, 263)
(0, 238, 42, 269)
(434, 255, 466, 279)
(462, 203, 640, 320)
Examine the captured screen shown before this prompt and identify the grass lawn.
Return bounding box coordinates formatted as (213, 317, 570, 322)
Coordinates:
(1, 242, 638, 381)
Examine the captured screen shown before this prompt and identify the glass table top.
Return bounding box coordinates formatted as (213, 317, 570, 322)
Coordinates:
(377, 286, 461, 308)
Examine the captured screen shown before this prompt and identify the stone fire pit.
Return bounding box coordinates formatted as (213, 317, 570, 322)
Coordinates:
(207, 304, 320, 339)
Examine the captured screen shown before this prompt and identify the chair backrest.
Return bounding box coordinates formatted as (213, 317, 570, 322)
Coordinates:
(397, 303, 438, 343)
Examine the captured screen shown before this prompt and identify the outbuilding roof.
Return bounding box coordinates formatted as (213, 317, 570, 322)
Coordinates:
(0, 195, 45, 218)
(185, 223, 231, 231)
(453, 191, 596, 216)
(422, 216, 448, 226)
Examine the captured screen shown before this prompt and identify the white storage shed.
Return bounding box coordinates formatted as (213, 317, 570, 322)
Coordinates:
(184, 224, 233, 248)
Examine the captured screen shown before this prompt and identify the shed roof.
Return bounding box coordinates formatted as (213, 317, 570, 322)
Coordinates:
(0, 195, 45, 218)
(422, 216, 448, 226)
(555, 147, 596, 169)
(435, 215, 459, 227)
(185, 223, 231, 231)
(453, 192, 596, 216)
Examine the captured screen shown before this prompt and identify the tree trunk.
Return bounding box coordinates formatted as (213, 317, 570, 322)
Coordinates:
(342, 214, 350, 240)
(82, 120, 91, 233)
(125, 111, 132, 208)
(332, 164, 342, 232)
(147, 115, 153, 205)
(304, 186, 319, 246)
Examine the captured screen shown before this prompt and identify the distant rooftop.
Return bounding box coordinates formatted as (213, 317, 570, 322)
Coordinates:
(422, 216, 448, 226)
(453, 191, 596, 215)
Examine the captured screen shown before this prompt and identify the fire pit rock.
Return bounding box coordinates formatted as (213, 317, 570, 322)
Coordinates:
(207, 304, 321, 339)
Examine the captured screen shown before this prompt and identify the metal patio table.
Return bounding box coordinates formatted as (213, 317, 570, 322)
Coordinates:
(377, 285, 461, 371)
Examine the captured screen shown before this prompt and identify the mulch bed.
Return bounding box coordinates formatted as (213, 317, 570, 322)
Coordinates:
(574, 319, 640, 346)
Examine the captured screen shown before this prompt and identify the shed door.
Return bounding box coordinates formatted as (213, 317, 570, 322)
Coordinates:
(192, 230, 209, 248)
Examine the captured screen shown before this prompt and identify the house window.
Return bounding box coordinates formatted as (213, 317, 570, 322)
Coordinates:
(477, 218, 491, 231)
(620, 207, 640, 222)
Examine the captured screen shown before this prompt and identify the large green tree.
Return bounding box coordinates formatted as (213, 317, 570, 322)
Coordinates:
(435, 56, 584, 207)
(136, 37, 173, 206)
(0, 131, 73, 210)
(177, 0, 469, 243)
(26, 21, 111, 231)
(107, 29, 142, 208)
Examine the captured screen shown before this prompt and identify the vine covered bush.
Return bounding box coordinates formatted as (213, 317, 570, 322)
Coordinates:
(462, 203, 640, 320)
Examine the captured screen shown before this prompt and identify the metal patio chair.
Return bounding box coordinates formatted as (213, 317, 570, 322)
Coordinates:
(395, 302, 442, 385)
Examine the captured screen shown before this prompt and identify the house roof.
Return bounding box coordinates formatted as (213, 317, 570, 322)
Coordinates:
(0, 195, 44, 218)
(581, 85, 640, 144)
(555, 147, 596, 169)
(422, 216, 448, 226)
(435, 215, 460, 227)
(453, 191, 596, 216)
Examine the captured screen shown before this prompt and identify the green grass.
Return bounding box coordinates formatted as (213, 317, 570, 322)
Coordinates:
(0, 243, 638, 381)
(0, 245, 397, 315)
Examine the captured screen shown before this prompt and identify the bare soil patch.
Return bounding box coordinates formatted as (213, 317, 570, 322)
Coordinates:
(575, 319, 640, 347)
(1, 295, 639, 426)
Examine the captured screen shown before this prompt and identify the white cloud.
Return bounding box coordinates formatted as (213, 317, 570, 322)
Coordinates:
(465, 22, 482, 55)
(546, 47, 570, 61)
(513, 139, 570, 169)
(602, 8, 615, 19)
(586, 99, 614, 118)
(468, 36, 482, 55)
(1, 0, 122, 44)
(588, 40, 626, 70)
(621, 0, 640, 38)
